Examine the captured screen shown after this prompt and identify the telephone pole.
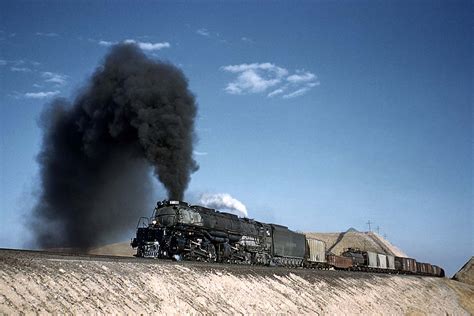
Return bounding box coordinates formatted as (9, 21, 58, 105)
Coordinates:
(376, 226, 380, 234)
(366, 220, 372, 232)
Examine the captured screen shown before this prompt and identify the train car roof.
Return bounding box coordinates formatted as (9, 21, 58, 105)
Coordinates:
(190, 205, 240, 219)
(269, 223, 289, 229)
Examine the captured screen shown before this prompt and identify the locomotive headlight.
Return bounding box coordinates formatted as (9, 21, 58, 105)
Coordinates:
(152, 220, 157, 225)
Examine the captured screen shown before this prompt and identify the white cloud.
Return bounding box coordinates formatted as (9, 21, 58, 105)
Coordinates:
(123, 39, 170, 51)
(98, 40, 115, 46)
(199, 193, 248, 218)
(42, 72, 68, 86)
(196, 28, 229, 43)
(36, 32, 59, 37)
(307, 82, 320, 88)
(96, 39, 171, 51)
(1, 60, 40, 73)
(222, 63, 319, 99)
(10, 67, 32, 72)
(193, 151, 208, 156)
(196, 28, 210, 37)
(241, 37, 253, 43)
(267, 88, 285, 97)
(287, 71, 316, 83)
(221, 63, 288, 94)
(283, 87, 311, 99)
(222, 63, 287, 76)
(24, 91, 60, 99)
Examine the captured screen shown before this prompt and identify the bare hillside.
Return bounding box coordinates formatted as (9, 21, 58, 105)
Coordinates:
(0, 249, 472, 314)
(305, 231, 408, 257)
(454, 257, 474, 286)
(88, 242, 135, 257)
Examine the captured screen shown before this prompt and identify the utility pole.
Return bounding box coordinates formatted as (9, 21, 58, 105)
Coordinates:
(376, 226, 380, 234)
(383, 233, 388, 239)
(366, 220, 372, 232)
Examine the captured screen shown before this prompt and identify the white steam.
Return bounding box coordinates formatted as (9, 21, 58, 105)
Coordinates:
(199, 193, 248, 218)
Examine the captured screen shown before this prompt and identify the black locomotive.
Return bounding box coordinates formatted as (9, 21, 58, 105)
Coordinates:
(131, 200, 305, 266)
(131, 200, 445, 277)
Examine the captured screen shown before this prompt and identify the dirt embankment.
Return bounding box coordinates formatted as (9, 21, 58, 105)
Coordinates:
(0, 249, 472, 314)
(88, 242, 135, 257)
(453, 257, 474, 286)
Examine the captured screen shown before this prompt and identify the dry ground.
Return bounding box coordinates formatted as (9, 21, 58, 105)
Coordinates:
(1, 249, 472, 314)
(453, 257, 474, 286)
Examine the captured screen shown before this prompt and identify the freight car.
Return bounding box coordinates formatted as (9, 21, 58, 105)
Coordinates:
(395, 256, 417, 274)
(305, 238, 328, 268)
(342, 248, 396, 272)
(327, 254, 353, 270)
(131, 200, 444, 277)
(340, 248, 445, 277)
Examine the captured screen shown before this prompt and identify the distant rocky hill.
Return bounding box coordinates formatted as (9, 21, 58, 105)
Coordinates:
(305, 230, 408, 257)
(453, 257, 474, 286)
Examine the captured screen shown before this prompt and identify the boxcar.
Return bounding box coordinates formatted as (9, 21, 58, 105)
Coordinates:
(386, 255, 396, 270)
(327, 254, 353, 269)
(306, 238, 326, 264)
(367, 251, 378, 268)
(395, 257, 417, 274)
(417, 262, 433, 275)
(432, 265, 445, 277)
(378, 254, 388, 269)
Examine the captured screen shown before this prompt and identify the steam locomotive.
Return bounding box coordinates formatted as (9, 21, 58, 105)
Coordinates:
(131, 200, 444, 277)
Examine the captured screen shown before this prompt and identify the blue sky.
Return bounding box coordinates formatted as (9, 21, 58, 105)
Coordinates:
(0, 1, 471, 276)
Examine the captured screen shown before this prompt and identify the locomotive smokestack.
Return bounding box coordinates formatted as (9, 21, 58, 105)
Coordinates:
(31, 43, 198, 248)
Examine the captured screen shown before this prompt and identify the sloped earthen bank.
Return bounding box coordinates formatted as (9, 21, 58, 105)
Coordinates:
(0, 249, 472, 314)
(453, 257, 474, 286)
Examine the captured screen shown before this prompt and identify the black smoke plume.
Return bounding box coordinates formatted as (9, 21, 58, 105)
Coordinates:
(32, 44, 198, 248)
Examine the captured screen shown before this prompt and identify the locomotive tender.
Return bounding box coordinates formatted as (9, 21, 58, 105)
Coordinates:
(131, 200, 444, 277)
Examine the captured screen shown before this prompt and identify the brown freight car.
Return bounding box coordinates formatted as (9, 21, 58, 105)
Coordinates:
(417, 262, 434, 275)
(432, 265, 445, 277)
(394, 257, 417, 274)
(327, 254, 353, 270)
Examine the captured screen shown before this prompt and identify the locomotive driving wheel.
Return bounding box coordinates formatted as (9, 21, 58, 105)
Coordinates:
(204, 243, 217, 262)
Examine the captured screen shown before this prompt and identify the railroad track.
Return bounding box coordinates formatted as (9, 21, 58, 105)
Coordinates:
(0, 248, 391, 279)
